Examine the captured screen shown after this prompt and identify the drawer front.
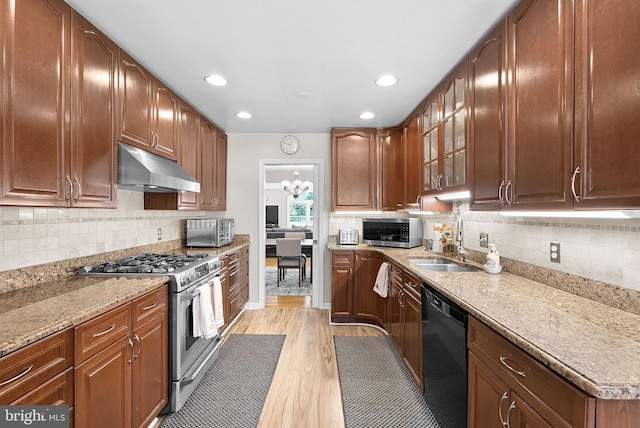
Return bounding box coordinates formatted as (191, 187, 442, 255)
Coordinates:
(403, 271, 421, 298)
(332, 251, 354, 267)
(11, 367, 73, 406)
(0, 329, 73, 405)
(75, 304, 132, 364)
(132, 285, 168, 329)
(468, 317, 592, 427)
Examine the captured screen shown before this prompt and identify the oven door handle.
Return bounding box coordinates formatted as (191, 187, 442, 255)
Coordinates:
(182, 338, 222, 385)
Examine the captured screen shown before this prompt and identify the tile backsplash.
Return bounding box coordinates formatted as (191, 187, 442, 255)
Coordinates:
(329, 203, 640, 292)
(0, 190, 204, 272)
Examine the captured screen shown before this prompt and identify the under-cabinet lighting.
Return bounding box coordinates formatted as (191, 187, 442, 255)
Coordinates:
(498, 210, 640, 219)
(436, 191, 470, 201)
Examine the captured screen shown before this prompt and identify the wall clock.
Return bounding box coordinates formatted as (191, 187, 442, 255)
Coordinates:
(280, 135, 300, 155)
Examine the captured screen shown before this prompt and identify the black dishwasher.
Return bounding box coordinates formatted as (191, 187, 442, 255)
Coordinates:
(421, 282, 468, 428)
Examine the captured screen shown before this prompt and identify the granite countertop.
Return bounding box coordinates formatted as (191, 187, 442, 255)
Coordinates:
(329, 243, 640, 400)
(0, 275, 168, 357)
(0, 240, 251, 359)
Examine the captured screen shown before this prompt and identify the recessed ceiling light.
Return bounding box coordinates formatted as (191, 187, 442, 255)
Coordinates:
(375, 75, 398, 87)
(236, 111, 252, 119)
(360, 112, 375, 120)
(204, 74, 227, 86)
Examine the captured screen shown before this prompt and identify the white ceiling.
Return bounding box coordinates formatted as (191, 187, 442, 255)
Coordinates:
(66, 0, 519, 134)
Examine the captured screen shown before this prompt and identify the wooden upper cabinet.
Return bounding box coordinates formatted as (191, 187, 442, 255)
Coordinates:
(151, 83, 179, 160)
(0, 0, 70, 206)
(197, 120, 226, 211)
(506, 0, 573, 210)
(403, 115, 422, 208)
(331, 128, 378, 210)
(440, 63, 468, 192)
(144, 101, 200, 210)
(198, 121, 216, 211)
(469, 23, 507, 211)
(70, 11, 118, 208)
(118, 51, 179, 160)
(215, 131, 228, 211)
(573, 0, 640, 209)
(379, 127, 403, 211)
(421, 60, 468, 197)
(0, 0, 116, 208)
(118, 50, 154, 151)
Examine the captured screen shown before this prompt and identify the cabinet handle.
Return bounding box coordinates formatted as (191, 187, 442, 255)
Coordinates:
(73, 177, 81, 202)
(142, 302, 158, 311)
(571, 166, 581, 202)
(437, 174, 443, 191)
(506, 400, 516, 428)
(500, 355, 526, 377)
(398, 289, 404, 306)
(0, 365, 34, 386)
(498, 391, 509, 427)
(92, 324, 116, 338)
(65, 176, 72, 202)
(498, 180, 505, 203)
(133, 334, 141, 359)
(128, 338, 135, 364)
(504, 180, 513, 206)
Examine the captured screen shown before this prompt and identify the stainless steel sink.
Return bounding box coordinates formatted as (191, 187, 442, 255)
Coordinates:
(408, 258, 481, 272)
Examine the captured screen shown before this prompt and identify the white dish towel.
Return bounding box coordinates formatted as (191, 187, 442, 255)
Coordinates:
(192, 282, 218, 339)
(211, 276, 224, 328)
(373, 262, 390, 298)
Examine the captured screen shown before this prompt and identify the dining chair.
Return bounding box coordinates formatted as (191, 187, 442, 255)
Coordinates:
(276, 238, 304, 286)
(284, 232, 307, 280)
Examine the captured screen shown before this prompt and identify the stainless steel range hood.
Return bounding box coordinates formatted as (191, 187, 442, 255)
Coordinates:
(117, 142, 200, 193)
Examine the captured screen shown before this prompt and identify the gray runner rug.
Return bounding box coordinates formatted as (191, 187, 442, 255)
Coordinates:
(334, 336, 440, 428)
(161, 334, 285, 428)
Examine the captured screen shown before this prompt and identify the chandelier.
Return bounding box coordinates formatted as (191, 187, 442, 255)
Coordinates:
(281, 171, 311, 199)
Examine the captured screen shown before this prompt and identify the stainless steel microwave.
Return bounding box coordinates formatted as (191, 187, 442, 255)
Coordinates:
(362, 218, 423, 248)
(186, 218, 234, 247)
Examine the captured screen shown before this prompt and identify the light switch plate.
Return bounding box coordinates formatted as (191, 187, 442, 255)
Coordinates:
(480, 233, 489, 248)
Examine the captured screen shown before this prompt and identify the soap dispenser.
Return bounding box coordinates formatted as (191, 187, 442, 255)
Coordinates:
(484, 243, 502, 274)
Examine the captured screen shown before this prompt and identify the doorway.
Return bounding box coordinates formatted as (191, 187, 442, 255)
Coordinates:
(258, 160, 324, 309)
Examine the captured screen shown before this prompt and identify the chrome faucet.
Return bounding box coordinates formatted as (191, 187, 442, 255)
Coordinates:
(457, 246, 470, 262)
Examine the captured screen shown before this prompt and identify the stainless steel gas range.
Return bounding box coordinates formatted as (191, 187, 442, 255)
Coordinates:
(79, 252, 224, 412)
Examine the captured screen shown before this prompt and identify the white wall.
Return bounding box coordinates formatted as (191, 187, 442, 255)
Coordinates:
(226, 133, 332, 305)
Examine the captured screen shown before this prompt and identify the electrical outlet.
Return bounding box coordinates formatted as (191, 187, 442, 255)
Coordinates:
(480, 233, 489, 248)
(158, 228, 162, 241)
(550, 241, 560, 263)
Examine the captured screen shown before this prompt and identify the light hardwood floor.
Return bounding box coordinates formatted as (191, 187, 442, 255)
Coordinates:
(226, 305, 386, 428)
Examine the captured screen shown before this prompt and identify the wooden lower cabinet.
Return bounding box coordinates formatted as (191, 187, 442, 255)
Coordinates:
(386, 264, 422, 390)
(226, 247, 249, 325)
(468, 316, 595, 428)
(331, 250, 385, 326)
(353, 252, 386, 326)
(331, 251, 354, 320)
(75, 336, 132, 428)
(74, 286, 168, 428)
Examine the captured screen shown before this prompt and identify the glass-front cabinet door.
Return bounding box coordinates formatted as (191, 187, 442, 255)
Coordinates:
(421, 60, 468, 196)
(442, 75, 466, 189)
(422, 98, 440, 192)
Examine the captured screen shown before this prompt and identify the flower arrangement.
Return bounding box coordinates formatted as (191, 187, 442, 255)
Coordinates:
(434, 223, 455, 245)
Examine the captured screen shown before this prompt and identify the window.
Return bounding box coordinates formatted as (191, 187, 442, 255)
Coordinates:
(286, 191, 313, 228)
